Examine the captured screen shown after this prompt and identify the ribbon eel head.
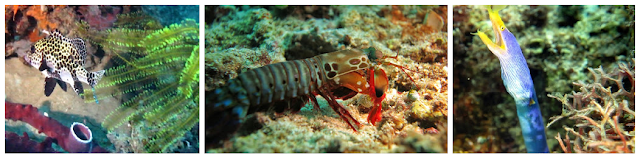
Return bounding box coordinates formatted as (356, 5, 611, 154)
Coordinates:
(471, 5, 512, 58)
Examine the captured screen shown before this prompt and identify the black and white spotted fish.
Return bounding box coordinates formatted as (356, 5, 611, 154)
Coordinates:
(23, 30, 105, 102)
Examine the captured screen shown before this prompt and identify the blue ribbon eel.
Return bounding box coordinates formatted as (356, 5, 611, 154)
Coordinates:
(472, 5, 549, 153)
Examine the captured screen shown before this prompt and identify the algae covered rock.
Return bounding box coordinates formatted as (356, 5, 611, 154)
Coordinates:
(206, 5, 448, 153)
(453, 5, 634, 152)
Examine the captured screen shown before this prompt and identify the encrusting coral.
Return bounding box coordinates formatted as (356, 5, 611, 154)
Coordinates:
(546, 62, 634, 153)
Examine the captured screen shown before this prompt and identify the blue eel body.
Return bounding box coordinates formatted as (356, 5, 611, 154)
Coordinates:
(473, 6, 549, 153)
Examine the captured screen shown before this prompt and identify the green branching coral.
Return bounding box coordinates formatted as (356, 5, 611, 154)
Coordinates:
(82, 18, 199, 152)
(546, 62, 635, 153)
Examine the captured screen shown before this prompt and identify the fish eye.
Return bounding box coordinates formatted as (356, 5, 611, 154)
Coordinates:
(500, 26, 505, 30)
(30, 46, 36, 53)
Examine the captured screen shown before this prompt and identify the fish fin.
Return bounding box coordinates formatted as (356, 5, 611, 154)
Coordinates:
(38, 57, 49, 72)
(49, 29, 64, 38)
(71, 38, 87, 61)
(57, 79, 68, 92)
(530, 99, 536, 105)
(92, 88, 99, 104)
(72, 81, 85, 99)
(44, 77, 56, 97)
(88, 70, 106, 88)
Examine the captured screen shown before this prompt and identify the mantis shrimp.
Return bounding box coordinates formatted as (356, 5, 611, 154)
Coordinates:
(205, 47, 416, 148)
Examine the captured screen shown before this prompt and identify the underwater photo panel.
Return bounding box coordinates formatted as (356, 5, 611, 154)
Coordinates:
(452, 5, 634, 153)
(5, 5, 199, 153)
(205, 5, 448, 153)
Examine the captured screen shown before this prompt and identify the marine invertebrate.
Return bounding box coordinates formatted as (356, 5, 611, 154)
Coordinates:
(207, 48, 381, 147)
(206, 5, 448, 153)
(206, 47, 422, 149)
(83, 19, 199, 152)
(5, 132, 57, 153)
(141, 5, 199, 27)
(76, 5, 120, 31)
(5, 5, 115, 58)
(205, 7, 274, 51)
(5, 101, 109, 153)
(381, 5, 446, 40)
(23, 30, 105, 101)
(6, 5, 76, 42)
(547, 62, 634, 153)
(472, 5, 548, 152)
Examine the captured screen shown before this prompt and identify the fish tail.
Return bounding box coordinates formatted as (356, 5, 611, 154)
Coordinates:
(86, 70, 104, 104)
(88, 70, 106, 88)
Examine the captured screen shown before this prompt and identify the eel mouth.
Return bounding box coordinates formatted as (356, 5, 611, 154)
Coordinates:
(487, 6, 507, 48)
(489, 19, 504, 48)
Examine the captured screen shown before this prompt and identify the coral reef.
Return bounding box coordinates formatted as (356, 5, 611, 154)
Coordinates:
(5, 101, 109, 153)
(5, 5, 200, 153)
(205, 5, 447, 152)
(141, 5, 199, 27)
(5, 5, 136, 63)
(453, 5, 634, 152)
(77, 5, 121, 31)
(5, 5, 76, 56)
(208, 96, 446, 153)
(547, 62, 634, 153)
(4, 56, 119, 153)
(5, 132, 57, 153)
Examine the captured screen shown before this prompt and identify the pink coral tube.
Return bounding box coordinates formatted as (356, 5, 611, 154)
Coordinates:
(64, 122, 93, 153)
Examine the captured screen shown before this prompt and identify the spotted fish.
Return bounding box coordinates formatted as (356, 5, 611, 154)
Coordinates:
(23, 30, 105, 101)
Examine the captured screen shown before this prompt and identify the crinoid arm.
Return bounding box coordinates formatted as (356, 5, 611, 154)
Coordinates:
(82, 18, 199, 152)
